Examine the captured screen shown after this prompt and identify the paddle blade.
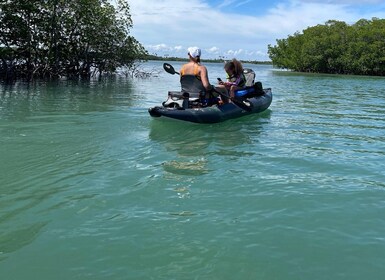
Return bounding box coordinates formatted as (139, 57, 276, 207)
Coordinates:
(163, 63, 179, 75)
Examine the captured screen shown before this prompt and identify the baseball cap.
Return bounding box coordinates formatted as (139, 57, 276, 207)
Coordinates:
(187, 47, 201, 58)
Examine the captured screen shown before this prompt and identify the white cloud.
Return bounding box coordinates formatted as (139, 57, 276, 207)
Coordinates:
(146, 44, 172, 51)
(227, 49, 244, 56)
(127, 0, 385, 60)
(207, 46, 220, 53)
(297, 0, 383, 3)
(217, 0, 253, 8)
(217, 0, 236, 8)
(234, 0, 253, 8)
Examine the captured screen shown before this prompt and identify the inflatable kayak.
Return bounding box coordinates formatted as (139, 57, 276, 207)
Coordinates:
(148, 88, 272, 124)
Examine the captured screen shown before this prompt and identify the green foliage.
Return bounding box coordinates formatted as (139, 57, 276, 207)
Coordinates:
(0, 0, 148, 80)
(268, 18, 385, 76)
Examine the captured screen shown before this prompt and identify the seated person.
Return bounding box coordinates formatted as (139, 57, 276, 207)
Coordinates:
(216, 59, 246, 102)
(180, 47, 212, 96)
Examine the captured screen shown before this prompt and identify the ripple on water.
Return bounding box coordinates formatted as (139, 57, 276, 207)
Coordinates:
(1, 65, 385, 279)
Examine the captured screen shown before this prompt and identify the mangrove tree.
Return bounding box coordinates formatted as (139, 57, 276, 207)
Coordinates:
(268, 18, 385, 76)
(0, 0, 148, 81)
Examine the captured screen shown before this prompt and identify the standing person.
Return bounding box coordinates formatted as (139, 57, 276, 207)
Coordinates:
(179, 47, 212, 95)
(217, 59, 246, 100)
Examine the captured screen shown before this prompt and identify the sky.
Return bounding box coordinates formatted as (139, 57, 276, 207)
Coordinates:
(127, 0, 385, 61)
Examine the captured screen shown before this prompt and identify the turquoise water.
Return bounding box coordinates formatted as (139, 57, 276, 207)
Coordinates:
(1, 61, 385, 279)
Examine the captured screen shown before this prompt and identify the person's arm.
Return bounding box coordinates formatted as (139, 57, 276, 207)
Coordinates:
(199, 65, 211, 91)
(224, 75, 242, 87)
(179, 64, 185, 76)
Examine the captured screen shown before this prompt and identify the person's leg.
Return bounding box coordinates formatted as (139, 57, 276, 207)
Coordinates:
(230, 85, 244, 98)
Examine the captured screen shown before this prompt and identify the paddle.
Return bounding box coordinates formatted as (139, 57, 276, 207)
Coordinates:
(163, 63, 180, 75)
(212, 88, 252, 111)
(162, 63, 252, 111)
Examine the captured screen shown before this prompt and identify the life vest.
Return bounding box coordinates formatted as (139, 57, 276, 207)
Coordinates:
(227, 73, 247, 88)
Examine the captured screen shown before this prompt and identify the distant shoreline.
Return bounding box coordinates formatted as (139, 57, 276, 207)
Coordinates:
(143, 55, 272, 65)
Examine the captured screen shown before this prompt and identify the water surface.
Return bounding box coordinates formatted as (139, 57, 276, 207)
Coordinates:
(1, 62, 385, 279)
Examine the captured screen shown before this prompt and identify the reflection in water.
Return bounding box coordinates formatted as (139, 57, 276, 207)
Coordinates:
(0, 78, 137, 121)
(162, 158, 210, 176)
(0, 222, 47, 260)
(148, 112, 271, 154)
(148, 111, 272, 175)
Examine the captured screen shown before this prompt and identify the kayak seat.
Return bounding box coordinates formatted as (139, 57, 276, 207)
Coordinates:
(162, 91, 200, 108)
(180, 75, 205, 97)
(167, 91, 200, 100)
(234, 82, 265, 99)
(243, 68, 256, 87)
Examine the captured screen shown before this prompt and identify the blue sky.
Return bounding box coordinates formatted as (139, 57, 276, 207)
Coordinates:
(128, 0, 385, 60)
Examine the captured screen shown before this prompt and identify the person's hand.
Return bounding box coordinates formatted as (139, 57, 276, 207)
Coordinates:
(207, 85, 215, 93)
